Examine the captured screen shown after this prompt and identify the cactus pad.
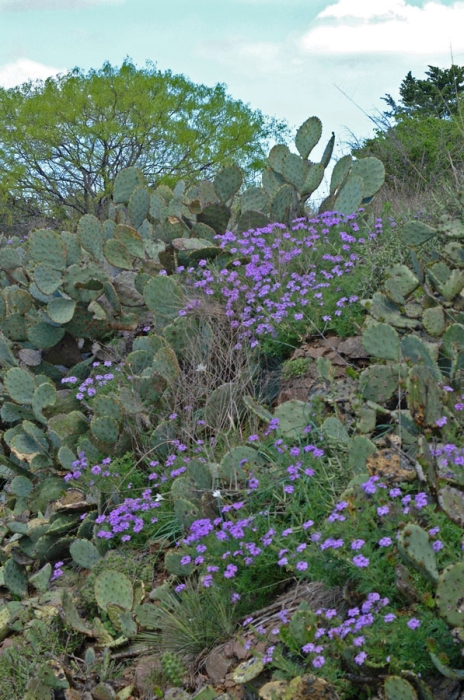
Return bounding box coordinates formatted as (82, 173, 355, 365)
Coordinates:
(242, 395, 273, 423)
(423, 306, 445, 337)
(197, 202, 230, 235)
(4, 367, 36, 404)
(90, 415, 120, 443)
(70, 539, 101, 569)
(334, 175, 363, 216)
(118, 609, 138, 638)
(152, 345, 180, 384)
(27, 322, 66, 349)
(92, 395, 122, 422)
(282, 152, 310, 192)
(236, 210, 271, 234)
(262, 167, 285, 198)
(46, 298, 76, 324)
(359, 365, 400, 403)
(384, 676, 418, 700)
(174, 497, 202, 529)
(77, 214, 104, 260)
(164, 315, 212, 361)
(437, 486, 464, 527)
(351, 156, 385, 199)
(348, 435, 377, 473)
(294, 116, 322, 159)
(398, 523, 439, 584)
(32, 382, 57, 423)
(330, 154, 352, 195)
(267, 144, 291, 174)
(301, 162, 325, 198)
(401, 221, 437, 246)
(128, 185, 150, 229)
(94, 570, 134, 611)
(164, 551, 195, 576)
(171, 476, 199, 502)
(114, 224, 145, 258)
(436, 562, 464, 627)
(270, 184, 294, 223)
(34, 264, 62, 295)
(204, 382, 239, 428)
(11, 475, 33, 498)
(401, 335, 440, 378)
(113, 166, 144, 204)
(143, 275, 184, 325)
(149, 191, 168, 221)
(214, 164, 242, 202)
(407, 365, 442, 427)
(62, 589, 95, 636)
(274, 400, 312, 438)
(29, 563, 52, 593)
(29, 229, 66, 271)
(240, 186, 271, 214)
(366, 292, 418, 329)
(187, 459, 212, 490)
(3, 558, 28, 597)
(103, 239, 134, 270)
(321, 417, 350, 444)
(219, 446, 266, 482)
(362, 323, 400, 360)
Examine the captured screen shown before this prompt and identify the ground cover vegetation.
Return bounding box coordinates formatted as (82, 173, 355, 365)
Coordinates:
(0, 63, 464, 700)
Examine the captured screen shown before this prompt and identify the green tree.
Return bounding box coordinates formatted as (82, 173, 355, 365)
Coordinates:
(383, 64, 464, 120)
(0, 59, 290, 222)
(351, 64, 464, 194)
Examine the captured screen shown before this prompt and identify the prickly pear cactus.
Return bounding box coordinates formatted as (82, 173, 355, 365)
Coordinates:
(436, 562, 464, 627)
(384, 676, 418, 700)
(362, 323, 400, 361)
(94, 570, 134, 612)
(273, 400, 312, 439)
(398, 523, 439, 584)
(70, 539, 101, 569)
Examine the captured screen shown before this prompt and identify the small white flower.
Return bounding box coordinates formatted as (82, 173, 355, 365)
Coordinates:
(196, 363, 207, 373)
(212, 490, 222, 498)
(154, 494, 164, 502)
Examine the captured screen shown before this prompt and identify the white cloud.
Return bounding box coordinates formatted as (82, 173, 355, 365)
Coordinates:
(301, 0, 464, 56)
(0, 0, 123, 10)
(0, 59, 62, 88)
(197, 38, 304, 77)
(192, 0, 464, 163)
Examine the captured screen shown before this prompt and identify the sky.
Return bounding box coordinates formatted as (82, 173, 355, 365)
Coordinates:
(0, 0, 463, 166)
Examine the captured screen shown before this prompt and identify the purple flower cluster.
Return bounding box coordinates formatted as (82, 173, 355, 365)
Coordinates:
(64, 454, 115, 483)
(293, 594, 403, 668)
(51, 561, 64, 582)
(431, 443, 464, 477)
(95, 490, 163, 541)
(177, 212, 381, 347)
(61, 360, 122, 400)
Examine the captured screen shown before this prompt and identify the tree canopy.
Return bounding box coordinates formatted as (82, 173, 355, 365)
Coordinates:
(382, 64, 464, 120)
(351, 64, 464, 193)
(0, 59, 290, 222)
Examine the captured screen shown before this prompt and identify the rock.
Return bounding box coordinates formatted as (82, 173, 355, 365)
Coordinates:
(134, 654, 163, 696)
(337, 336, 369, 358)
(64, 689, 84, 700)
(366, 449, 416, 483)
(232, 640, 251, 660)
(91, 682, 117, 700)
(164, 689, 190, 700)
(205, 648, 232, 684)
